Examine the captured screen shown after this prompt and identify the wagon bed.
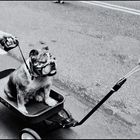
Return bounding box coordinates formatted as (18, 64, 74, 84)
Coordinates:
(0, 74, 65, 124)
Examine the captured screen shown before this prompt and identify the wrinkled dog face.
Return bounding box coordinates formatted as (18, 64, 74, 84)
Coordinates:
(29, 46, 57, 76)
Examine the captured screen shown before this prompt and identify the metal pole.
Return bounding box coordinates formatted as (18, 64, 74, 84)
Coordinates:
(75, 77, 127, 126)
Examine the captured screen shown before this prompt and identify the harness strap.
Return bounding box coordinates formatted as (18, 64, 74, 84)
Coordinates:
(29, 61, 49, 78)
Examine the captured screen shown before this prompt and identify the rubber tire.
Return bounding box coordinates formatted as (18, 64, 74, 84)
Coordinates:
(58, 108, 75, 128)
(20, 128, 41, 140)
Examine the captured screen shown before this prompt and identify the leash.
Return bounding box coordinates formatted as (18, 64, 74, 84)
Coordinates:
(18, 45, 38, 80)
(0, 36, 31, 75)
(17, 43, 32, 77)
(2, 37, 56, 80)
(0, 36, 32, 76)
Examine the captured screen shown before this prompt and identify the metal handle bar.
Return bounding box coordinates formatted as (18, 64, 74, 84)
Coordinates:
(73, 64, 140, 127)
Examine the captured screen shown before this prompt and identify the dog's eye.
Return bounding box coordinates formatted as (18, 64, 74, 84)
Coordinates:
(40, 61, 46, 64)
(31, 57, 37, 63)
(43, 53, 47, 56)
(49, 53, 52, 57)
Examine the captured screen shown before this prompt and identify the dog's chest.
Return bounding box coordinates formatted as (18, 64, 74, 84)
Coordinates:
(26, 77, 51, 92)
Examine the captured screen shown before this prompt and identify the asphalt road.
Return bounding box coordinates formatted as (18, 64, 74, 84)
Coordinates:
(0, 51, 138, 139)
(0, 1, 140, 139)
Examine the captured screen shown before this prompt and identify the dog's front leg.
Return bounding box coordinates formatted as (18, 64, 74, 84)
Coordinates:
(44, 86, 57, 106)
(17, 90, 28, 114)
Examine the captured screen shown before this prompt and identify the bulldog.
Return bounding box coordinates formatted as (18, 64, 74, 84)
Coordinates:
(4, 46, 57, 114)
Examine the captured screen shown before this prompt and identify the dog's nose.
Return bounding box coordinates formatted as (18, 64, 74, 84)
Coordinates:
(50, 62, 55, 65)
(50, 62, 56, 69)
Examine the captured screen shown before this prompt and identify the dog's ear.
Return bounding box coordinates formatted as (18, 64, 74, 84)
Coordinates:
(29, 49, 38, 62)
(29, 49, 38, 57)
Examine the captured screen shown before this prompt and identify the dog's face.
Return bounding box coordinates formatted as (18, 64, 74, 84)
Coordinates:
(29, 46, 57, 77)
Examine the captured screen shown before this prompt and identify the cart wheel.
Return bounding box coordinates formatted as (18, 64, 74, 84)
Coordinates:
(58, 109, 78, 128)
(20, 128, 41, 140)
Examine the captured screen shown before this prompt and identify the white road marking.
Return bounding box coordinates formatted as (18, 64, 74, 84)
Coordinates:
(0, 48, 7, 55)
(80, 1, 140, 16)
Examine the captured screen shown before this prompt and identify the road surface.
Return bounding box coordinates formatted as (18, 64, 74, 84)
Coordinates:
(0, 1, 140, 139)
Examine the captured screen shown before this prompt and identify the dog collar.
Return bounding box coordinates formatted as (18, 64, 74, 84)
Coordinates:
(29, 61, 56, 80)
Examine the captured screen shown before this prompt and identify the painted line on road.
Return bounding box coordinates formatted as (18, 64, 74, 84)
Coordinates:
(80, 1, 140, 16)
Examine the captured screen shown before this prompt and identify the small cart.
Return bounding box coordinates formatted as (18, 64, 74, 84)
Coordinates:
(0, 67, 129, 139)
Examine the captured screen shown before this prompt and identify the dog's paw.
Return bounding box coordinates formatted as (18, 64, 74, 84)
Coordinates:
(45, 97, 57, 106)
(35, 95, 43, 102)
(4, 86, 16, 100)
(18, 106, 28, 114)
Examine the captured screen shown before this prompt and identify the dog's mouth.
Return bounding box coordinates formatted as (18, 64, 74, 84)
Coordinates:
(42, 62, 57, 76)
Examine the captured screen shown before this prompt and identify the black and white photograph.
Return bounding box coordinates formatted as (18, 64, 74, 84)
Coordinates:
(0, 1, 140, 139)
